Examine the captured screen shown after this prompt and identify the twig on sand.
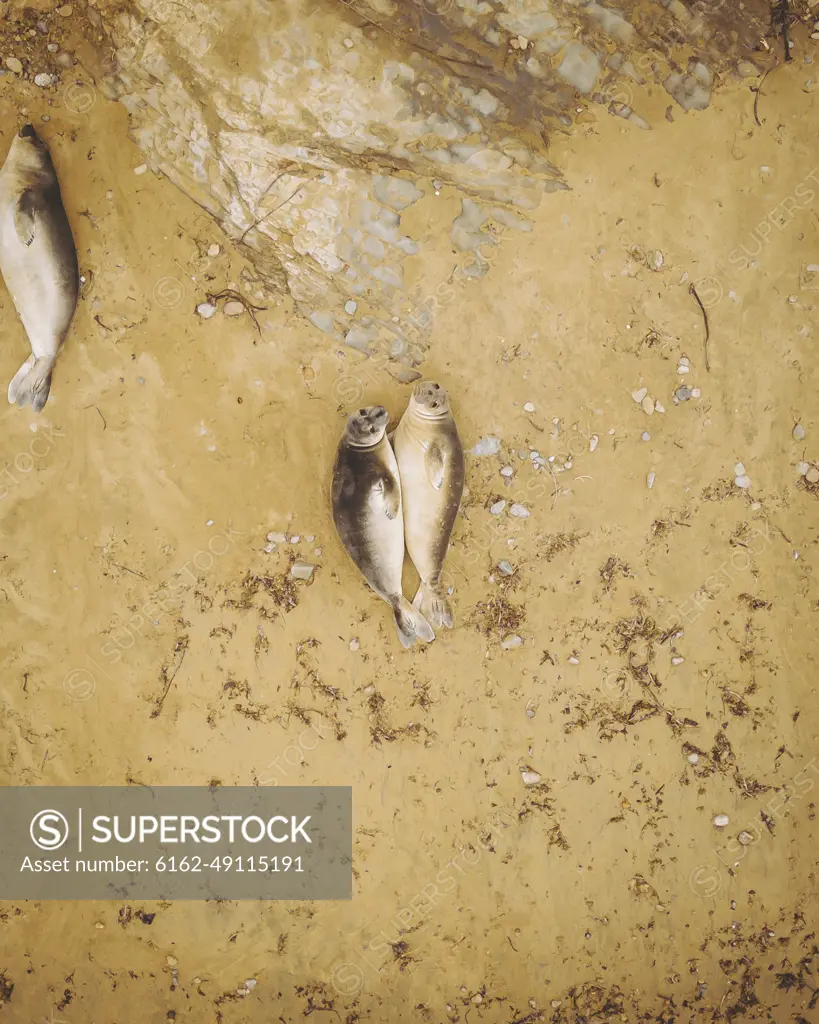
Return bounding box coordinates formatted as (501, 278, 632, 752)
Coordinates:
(151, 635, 189, 718)
(776, 0, 793, 62)
(753, 65, 781, 126)
(206, 288, 268, 335)
(689, 283, 710, 372)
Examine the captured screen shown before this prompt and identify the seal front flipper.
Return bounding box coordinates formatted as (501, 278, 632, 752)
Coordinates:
(377, 475, 400, 520)
(425, 441, 445, 491)
(14, 190, 37, 246)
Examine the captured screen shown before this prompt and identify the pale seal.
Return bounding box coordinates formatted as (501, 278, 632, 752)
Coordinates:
(332, 406, 435, 648)
(0, 124, 79, 411)
(394, 381, 465, 628)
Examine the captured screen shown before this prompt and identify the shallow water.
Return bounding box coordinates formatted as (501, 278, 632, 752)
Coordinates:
(1, 15, 819, 1023)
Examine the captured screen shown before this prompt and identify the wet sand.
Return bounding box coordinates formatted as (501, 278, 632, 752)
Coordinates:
(1, 36, 818, 1024)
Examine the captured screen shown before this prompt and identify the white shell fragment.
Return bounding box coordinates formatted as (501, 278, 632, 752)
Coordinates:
(290, 562, 315, 580)
(713, 814, 730, 828)
(473, 436, 501, 456)
(490, 500, 507, 515)
(509, 504, 530, 518)
(521, 769, 542, 786)
(501, 634, 523, 649)
(632, 387, 648, 403)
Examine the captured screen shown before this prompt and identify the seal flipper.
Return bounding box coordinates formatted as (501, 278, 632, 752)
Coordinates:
(12, 357, 53, 412)
(413, 582, 453, 630)
(425, 442, 445, 491)
(377, 475, 401, 521)
(392, 595, 435, 647)
(14, 191, 37, 247)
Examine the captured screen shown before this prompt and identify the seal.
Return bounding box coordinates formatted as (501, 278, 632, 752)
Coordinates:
(332, 406, 435, 648)
(0, 124, 79, 411)
(394, 381, 465, 628)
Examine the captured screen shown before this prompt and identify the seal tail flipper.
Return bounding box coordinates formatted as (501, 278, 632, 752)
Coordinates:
(392, 595, 435, 648)
(12, 357, 53, 412)
(8, 354, 36, 405)
(413, 582, 454, 630)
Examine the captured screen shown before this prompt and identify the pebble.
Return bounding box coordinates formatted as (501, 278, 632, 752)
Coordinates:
(509, 503, 530, 518)
(58, 4, 74, 15)
(207, 243, 221, 257)
(472, 436, 501, 456)
(671, 656, 684, 665)
(647, 471, 656, 489)
(734, 462, 746, 477)
(498, 560, 514, 575)
(713, 814, 730, 828)
(47, 43, 59, 52)
(166, 956, 178, 967)
(500, 466, 514, 477)
(632, 387, 648, 403)
(589, 434, 599, 452)
(652, 250, 664, 271)
(290, 562, 315, 580)
(737, 831, 754, 846)
(501, 634, 523, 650)
(677, 362, 688, 374)
(344, 300, 357, 315)
(34, 73, 53, 87)
(691, 388, 701, 399)
(94, 921, 105, 929)
(655, 401, 665, 413)
(267, 531, 287, 543)
(134, 164, 147, 175)
(521, 769, 541, 785)
(490, 500, 506, 515)
(223, 300, 245, 316)
(675, 386, 692, 402)
(567, 656, 580, 665)
(196, 302, 217, 319)
(349, 638, 360, 651)
(793, 423, 805, 441)
(523, 402, 535, 412)
(305, 535, 315, 543)
(529, 450, 540, 460)
(5, 57, 23, 75)
(735, 475, 752, 489)
(687, 752, 699, 765)
(642, 431, 651, 442)
(806, 466, 819, 484)
(263, 543, 275, 554)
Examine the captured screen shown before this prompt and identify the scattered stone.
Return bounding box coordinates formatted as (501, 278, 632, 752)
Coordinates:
(223, 300, 245, 316)
(734, 462, 746, 476)
(529, 450, 540, 460)
(675, 386, 692, 402)
(567, 656, 580, 665)
(498, 560, 514, 575)
(691, 388, 701, 399)
(34, 73, 54, 87)
(523, 402, 535, 412)
(305, 535, 315, 543)
(632, 386, 648, 403)
(806, 466, 819, 484)
(166, 955, 178, 967)
(207, 243, 221, 257)
(509, 503, 530, 518)
(47, 42, 59, 52)
(58, 4, 74, 15)
(677, 361, 689, 374)
(5, 57, 23, 75)
(521, 769, 541, 785)
(735, 475, 751, 489)
(267, 531, 287, 543)
(687, 752, 699, 765)
(196, 302, 217, 319)
(289, 535, 300, 543)
(713, 814, 730, 828)
(490, 500, 507, 515)
(94, 921, 105, 929)
(671, 656, 684, 665)
(647, 471, 656, 489)
(501, 634, 523, 650)
(500, 466, 514, 477)
(349, 638, 360, 651)
(793, 423, 805, 441)
(589, 434, 599, 452)
(472, 436, 501, 456)
(642, 431, 651, 441)
(655, 401, 665, 413)
(344, 300, 357, 315)
(641, 395, 655, 416)
(290, 562, 315, 580)
(737, 831, 754, 846)
(134, 164, 148, 175)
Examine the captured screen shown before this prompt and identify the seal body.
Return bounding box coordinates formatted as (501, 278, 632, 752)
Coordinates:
(394, 382, 465, 628)
(332, 406, 434, 648)
(0, 124, 78, 411)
